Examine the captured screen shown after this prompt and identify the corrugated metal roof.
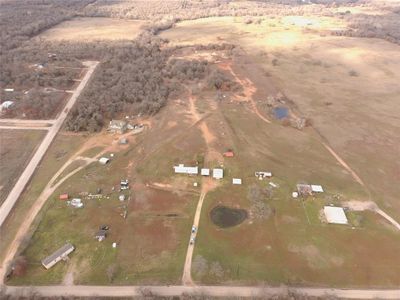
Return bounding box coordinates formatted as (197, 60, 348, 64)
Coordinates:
(324, 206, 348, 224)
(174, 164, 198, 175)
(201, 168, 210, 176)
(42, 243, 74, 266)
(311, 185, 324, 192)
(232, 178, 242, 185)
(213, 168, 223, 179)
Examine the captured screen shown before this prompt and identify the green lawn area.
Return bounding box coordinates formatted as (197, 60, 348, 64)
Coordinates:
(0, 132, 86, 262)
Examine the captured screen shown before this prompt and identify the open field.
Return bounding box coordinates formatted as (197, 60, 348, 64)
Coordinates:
(161, 16, 400, 219)
(0, 129, 46, 204)
(0, 133, 86, 263)
(3, 12, 400, 289)
(39, 17, 146, 41)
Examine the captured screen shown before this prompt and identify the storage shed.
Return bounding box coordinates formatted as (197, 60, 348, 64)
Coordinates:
(212, 168, 224, 179)
(232, 178, 242, 185)
(99, 157, 110, 165)
(201, 168, 210, 176)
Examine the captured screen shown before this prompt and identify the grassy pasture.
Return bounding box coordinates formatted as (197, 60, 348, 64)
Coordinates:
(161, 16, 400, 286)
(39, 17, 146, 42)
(0, 133, 86, 262)
(0, 129, 46, 205)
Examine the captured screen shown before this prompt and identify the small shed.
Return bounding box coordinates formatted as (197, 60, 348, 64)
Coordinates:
(212, 168, 224, 179)
(324, 206, 348, 225)
(59, 194, 69, 201)
(232, 178, 242, 185)
(95, 230, 107, 242)
(41, 243, 75, 269)
(223, 151, 234, 157)
(311, 185, 324, 193)
(201, 168, 210, 176)
(1, 101, 14, 110)
(99, 157, 110, 165)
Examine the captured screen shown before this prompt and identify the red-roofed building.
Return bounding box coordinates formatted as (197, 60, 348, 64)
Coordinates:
(59, 194, 69, 201)
(223, 151, 234, 157)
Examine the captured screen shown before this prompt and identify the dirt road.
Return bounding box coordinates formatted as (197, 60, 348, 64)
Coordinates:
(344, 200, 400, 231)
(0, 155, 96, 284)
(182, 192, 206, 285)
(2, 285, 399, 299)
(0, 61, 99, 228)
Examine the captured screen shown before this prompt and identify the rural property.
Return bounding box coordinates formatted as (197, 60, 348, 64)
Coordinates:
(0, 1, 399, 299)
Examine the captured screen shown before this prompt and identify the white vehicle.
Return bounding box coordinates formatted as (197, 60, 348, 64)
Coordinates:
(190, 237, 195, 245)
(191, 225, 197, 233)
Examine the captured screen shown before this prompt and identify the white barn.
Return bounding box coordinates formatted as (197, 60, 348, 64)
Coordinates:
(173, 164, 198, 175)
(324, 206, 348, 225)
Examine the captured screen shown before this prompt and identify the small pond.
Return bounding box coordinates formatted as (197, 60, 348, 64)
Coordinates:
(210, 205, 248, 228)
(273, 106, 289, 119)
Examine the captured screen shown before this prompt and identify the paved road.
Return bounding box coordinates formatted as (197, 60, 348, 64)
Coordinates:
(1, 285, 399, 299)
(182, 192, 206, 285)
(0, 61, 99, 228)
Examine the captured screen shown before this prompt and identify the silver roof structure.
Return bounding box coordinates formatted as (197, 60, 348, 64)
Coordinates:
(41, 243, 74, 267)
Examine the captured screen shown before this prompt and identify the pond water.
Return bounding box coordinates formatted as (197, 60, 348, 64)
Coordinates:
(210, 205, 248, 228)
(273, 106, 289, 119)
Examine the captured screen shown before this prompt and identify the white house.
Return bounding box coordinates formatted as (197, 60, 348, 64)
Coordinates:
(173, 164, 198, 175)
(213, 168, 223, 179)
(324, 206, 348, 225)
(201, 168, 210, 176)
(232, 178, 242, 185)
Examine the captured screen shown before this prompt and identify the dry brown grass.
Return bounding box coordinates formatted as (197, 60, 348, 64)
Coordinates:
(39, 17, 146, 41)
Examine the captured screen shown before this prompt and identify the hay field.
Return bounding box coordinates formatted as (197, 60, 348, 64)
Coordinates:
(39, 17, 146, 41)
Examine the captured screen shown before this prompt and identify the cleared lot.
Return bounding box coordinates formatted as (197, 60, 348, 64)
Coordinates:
(39, 17, 146, 41)
(0, 129, 46, 204)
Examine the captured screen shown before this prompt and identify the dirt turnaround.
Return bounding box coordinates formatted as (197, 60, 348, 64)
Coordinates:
(210, 205, 248, 228)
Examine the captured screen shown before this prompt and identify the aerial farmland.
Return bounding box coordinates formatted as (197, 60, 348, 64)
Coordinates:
(0, 1, 399, 299)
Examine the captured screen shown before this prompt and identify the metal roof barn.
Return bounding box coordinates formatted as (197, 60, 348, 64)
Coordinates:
(173, 164, 198, 175)
(324, 206, 348, 224)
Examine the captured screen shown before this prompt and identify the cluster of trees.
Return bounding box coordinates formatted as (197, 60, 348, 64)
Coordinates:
(0, 0, 93, 51)
(62, 32, 214, 132)
(332, 10, 400, 45)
